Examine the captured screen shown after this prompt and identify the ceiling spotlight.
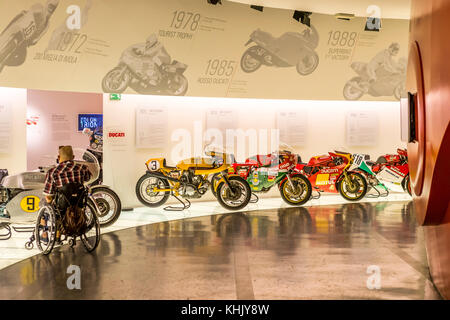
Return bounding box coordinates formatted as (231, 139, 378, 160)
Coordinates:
(250, 5, 264, 12)
(207, 0, 222, 4)
(293, 11, 312, 27)
(335, 13, 355, 21)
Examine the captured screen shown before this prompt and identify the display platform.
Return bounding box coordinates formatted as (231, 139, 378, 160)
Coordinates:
(0, 193, 412, 271)
(0, 199, 441, 300)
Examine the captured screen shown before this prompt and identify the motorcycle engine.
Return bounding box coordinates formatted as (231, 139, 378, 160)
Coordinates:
(179, 172, 210, 198)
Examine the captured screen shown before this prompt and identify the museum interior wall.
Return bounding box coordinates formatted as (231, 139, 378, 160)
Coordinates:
(26, 89, 102, 170)
(0, 87, 27, 175)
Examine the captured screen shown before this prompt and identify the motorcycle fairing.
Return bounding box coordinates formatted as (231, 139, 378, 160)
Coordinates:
(1, 172, 45, 189)
(5, 190, 44, 224)
(250, 30, 315, 66)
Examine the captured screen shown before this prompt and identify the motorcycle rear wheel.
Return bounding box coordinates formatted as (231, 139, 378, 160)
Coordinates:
(135, 174, 170, 207)
(343, 77, 365, 100)
(102, 67, 130, 93)
(240, 46, 262, 73)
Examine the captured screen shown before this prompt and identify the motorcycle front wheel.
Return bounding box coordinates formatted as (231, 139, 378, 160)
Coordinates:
(343, 77, 365, 100)
(240, 46, 263, 73)
(102, 67, 131, 93)
(296, 50, 319, 76)
(338, 172, 368, 201)
(91, 187, 122, 228)
(210, 173, 221, 198)
(279, 175, 312, 206)
(135, 174, 170, 207)
(166, 74, 188, 96)
(216, 176, 251, 211)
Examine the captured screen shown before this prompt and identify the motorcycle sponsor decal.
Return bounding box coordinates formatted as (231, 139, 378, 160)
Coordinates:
(316, 174, 330, 185)
(390, 167, 406, 177)
(320, 168, 339, 174)
(20, 196, 40, 213)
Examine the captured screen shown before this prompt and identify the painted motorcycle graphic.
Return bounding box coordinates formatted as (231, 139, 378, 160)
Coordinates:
(343, 58, 406, 101)
(240, 25, 319, 76)
(0, 0, 59, 74)
(102, 43, 188, 96)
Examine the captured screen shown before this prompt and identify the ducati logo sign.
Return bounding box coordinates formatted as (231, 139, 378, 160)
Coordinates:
(20, 196, 40, 213)
(108, 132, 125, 137)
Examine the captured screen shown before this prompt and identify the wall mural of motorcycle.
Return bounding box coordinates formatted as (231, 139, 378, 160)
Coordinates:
(343, 43, 407, 101)
(102, 33, 189, 96)
(0, 0, 59, 74)
(240, 22, 320, 76)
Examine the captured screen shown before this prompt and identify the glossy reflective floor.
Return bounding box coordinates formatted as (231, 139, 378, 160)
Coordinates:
(0, 201, 442, 299)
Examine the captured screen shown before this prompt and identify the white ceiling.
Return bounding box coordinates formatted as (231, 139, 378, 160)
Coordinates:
(228, 0, 411, 19)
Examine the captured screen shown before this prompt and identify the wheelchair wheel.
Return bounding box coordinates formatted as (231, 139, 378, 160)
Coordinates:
(35, 206, 57, 255)
(81, 200, 101, 252)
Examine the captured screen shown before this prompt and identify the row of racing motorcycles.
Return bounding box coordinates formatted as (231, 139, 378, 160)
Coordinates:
(135, 146, 411, 212)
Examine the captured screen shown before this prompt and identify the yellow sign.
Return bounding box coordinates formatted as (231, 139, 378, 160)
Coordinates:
(316, 174, 330, 186)
(20, 196, 40, 213)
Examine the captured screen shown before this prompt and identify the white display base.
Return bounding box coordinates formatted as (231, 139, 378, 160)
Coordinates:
(0, 192, 412, 270)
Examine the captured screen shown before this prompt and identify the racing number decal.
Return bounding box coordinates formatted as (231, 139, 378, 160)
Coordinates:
(316, 174, 330, 185)
(149, 160, 160, 171)
(20, 196, 41, 213)
(353, 154, 364, 167)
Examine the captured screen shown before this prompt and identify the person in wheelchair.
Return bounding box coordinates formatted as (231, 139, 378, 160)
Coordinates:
(41, 146, 92, 242)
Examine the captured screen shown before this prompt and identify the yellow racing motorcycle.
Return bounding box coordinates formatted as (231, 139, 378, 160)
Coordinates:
(135, 150, 251, 211)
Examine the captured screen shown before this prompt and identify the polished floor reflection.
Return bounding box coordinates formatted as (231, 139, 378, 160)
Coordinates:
(0, 201, 441, 299)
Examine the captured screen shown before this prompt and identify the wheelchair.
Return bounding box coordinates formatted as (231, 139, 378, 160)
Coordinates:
(31, 183, 101, 255)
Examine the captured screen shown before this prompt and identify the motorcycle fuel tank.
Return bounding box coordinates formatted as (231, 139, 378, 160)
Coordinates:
(1, 172, 45, 189)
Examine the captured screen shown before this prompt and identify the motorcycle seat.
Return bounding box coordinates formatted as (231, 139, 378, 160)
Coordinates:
(162, 159, 176, 169)
(366, 161, 376, 167)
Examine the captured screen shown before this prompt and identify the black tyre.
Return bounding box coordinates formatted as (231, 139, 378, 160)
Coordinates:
(91, 187, 122, 228)
(35, 206, 57, 255)
(102, 67, 130, 93)
(279, 174, 312, 206)
(136, 174, 170, 207)
(81, 200, 101, 252)
(338, 172, 368, 201)
(403, 174, 412, 196)
(240, 46, 262, 73)
(216, 176, 251, 211)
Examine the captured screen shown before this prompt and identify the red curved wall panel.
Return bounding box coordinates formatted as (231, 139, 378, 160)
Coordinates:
(408, 0, 450, 299)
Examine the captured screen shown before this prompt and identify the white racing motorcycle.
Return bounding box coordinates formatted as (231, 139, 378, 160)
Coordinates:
(0, 149, 121, 244)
